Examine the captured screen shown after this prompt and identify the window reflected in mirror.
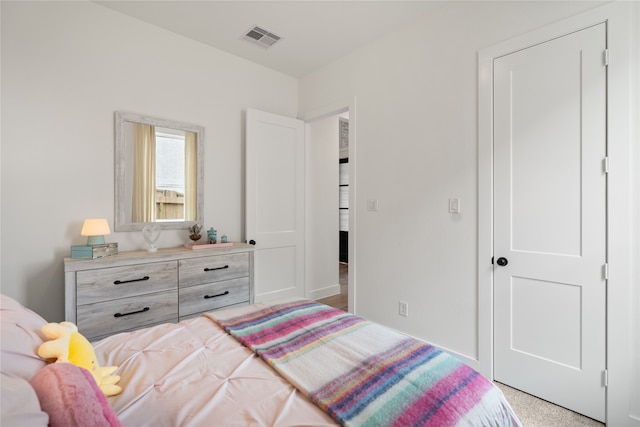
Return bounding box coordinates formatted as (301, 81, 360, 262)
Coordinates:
(155, 127, 197, 221)
(127, 124, 197, 222)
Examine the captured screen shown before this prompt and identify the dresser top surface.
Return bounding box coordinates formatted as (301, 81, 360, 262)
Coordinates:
(64, 243, 254, 272)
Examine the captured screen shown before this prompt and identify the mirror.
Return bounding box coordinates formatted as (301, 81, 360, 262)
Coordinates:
(115, 111, 204, 232)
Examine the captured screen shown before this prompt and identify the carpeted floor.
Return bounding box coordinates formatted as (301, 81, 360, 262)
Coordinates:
(495, 382, 604, 427)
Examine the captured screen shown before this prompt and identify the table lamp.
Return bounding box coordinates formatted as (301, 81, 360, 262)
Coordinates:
(81, 218, 111, 245)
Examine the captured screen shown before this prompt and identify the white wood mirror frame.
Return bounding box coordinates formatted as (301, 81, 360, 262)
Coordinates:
(115, 111, 204, 232)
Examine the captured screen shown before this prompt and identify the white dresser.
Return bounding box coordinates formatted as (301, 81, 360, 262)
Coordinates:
(64, 243, 254, 341)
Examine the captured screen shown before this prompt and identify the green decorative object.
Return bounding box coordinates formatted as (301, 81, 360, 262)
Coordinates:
(207, 227, 217, 244)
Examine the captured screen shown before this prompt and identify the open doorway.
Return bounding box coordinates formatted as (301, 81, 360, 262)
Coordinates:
(337, 115, 349, 310)
(307, 110, 350, 312)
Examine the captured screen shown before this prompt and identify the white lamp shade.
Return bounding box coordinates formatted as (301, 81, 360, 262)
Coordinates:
(81, 219, 111, 237)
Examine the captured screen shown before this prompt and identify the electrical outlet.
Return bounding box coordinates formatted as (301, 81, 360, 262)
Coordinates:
(399, 301, 409, 317)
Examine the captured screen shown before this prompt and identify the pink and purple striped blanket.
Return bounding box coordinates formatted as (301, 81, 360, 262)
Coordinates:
(207, 299, 521, 427)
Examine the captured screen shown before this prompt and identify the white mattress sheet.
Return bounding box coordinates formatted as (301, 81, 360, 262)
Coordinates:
(93, 316, 337, 427)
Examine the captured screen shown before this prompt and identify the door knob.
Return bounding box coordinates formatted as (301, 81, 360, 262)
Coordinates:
(249, 240, 256, 245)
(496, 257, 508, 266)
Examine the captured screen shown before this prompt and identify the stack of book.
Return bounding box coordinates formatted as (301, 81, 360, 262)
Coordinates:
(71, 243, 118, 259)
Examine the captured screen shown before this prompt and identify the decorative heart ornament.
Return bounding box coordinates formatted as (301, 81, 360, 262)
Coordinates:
(142, 224, 161, 252)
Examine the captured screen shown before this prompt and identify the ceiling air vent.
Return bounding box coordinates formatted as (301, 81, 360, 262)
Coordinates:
(242, 26, 281, 49)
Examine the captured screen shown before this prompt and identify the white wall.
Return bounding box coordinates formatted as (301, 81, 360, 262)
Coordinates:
(299, 0, 638, 423)
(0, 1, 298, 322)
(305, 115, 340, 299)
(301, 0, 608, 362)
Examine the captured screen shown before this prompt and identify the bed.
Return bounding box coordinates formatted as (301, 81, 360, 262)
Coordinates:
(1, 294, 521, 426)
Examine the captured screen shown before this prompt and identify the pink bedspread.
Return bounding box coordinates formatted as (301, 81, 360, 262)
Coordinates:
(93, 316, 337, 427)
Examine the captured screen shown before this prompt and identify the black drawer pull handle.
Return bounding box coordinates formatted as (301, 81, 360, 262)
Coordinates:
(204, 265, 229, 272)
(114, 276, 150, 285)
(204, 291, 229, 299)
(114, 307, 150, 318)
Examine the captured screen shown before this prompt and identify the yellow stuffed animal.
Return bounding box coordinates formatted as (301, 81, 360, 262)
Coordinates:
(37, 322, 122, 397)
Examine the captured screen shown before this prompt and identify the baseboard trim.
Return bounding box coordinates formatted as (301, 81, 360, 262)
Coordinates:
(309, 284, 341, 300)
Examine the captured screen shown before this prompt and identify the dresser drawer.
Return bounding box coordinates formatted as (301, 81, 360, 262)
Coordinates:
(76, 261, 177, 305)
(179, 253, 249, 288)
(77, 290, 178, 340)
(179, 277, 250, 316)
(65, 244, 254, 336)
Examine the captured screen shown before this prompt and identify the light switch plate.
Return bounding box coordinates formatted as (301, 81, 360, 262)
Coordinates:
(449, 198, 461, 214)
(367, 199, 379, 212)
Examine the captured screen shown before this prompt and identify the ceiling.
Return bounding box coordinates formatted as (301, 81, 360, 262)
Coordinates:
(94, 1, 441, 78)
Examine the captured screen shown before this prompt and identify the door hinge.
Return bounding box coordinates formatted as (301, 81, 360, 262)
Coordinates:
(604, 49, 609, 66)
(603, 157, 609, 174)
(603, 263, 609, 280)
(602, 369, 608, 387)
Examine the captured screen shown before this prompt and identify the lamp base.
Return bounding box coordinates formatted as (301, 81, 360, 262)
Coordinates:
(86, 235, 106, 246)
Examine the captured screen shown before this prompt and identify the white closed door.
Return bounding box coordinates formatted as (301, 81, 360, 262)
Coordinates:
(493, 24, 607, 421)
(246, 108, 305, 302)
